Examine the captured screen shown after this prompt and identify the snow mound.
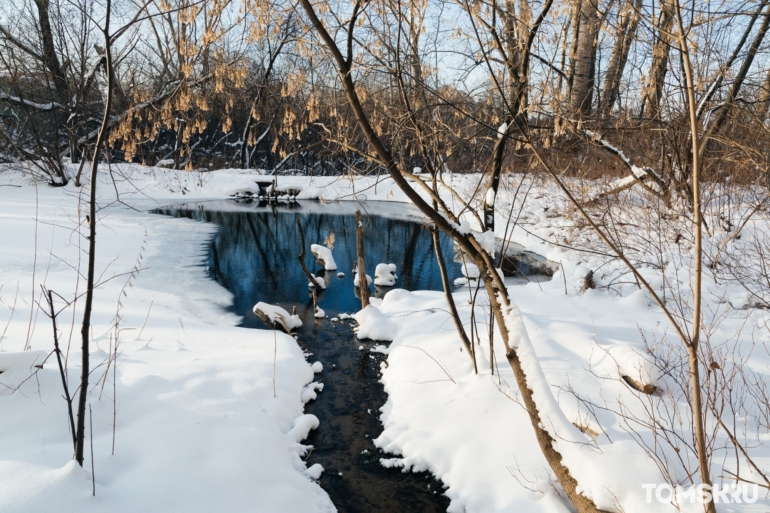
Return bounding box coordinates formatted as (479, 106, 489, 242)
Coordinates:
(0, 350, 47, 372)
(253, 302, 303, 332)
(353, 305, 399, 341)
(461, 263, 480, 279)
(305, 463, 324, 480)
(314, 308, 325, 319)
(286, 414, 320, 443)
(311, 362, 323, 373)
(374, 263, 398, 286)
(310, 244, 337, 270)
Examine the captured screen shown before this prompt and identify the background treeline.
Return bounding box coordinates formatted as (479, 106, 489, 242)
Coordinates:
(1, 0, 769, 190)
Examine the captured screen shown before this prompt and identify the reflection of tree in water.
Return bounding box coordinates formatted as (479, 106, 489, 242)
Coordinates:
(155, 204, 460, 326)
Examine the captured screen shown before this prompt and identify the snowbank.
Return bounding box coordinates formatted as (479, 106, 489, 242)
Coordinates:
(0, 166, 332, 513)
(353, 304, 399, 342)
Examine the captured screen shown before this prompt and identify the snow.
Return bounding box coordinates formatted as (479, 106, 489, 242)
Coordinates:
(336, 272, 345, 278)
(485, 187, 496, 206)
(0, 350, 48, 372)
(374, 263, 397, 286)
(353, 272, 372, 287)
(309, 275, 326, 290)
(311, 362, 323, 373)
(0, 166, 333, 513)
(461, 263, 480, 279)
(310, 244, 337, 270)
(253, 302, 303, 331)
(306, 463, 324, 480)
(353, 304, 399, 342)
(474, 230, 496, 256)
(3, 163, 770, 513)
(497, 122, 507, 138)
(314, 307, 325, 319)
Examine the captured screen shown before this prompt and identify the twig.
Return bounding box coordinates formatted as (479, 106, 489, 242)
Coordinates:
(89, 404, 95, 496)
(402, 345, 456, 384)
(136, 300, 153, 341)
(44, 288, 77, 453)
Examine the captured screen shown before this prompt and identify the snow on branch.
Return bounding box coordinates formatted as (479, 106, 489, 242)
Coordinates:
(584, 130, 669, 203)
(0, 93, 66, 112)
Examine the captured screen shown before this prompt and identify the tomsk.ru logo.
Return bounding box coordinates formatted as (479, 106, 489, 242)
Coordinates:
(642, 483, 760, 504)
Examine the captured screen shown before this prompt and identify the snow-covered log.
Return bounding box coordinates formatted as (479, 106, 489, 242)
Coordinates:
(310, 244, 337, 270)
(253, 302, 303, 332)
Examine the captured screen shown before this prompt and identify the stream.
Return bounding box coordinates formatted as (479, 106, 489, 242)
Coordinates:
(156, 199, 550, 511)
(156, 199, 463, 512)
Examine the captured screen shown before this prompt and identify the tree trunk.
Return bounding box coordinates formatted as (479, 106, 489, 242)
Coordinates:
(674, 2, 716, 509)
(570, 0, 599, 119)
(759, 68, 770, 121)
(600, 0, 642, 118)
(640, 0, 675, 120)
(355, 210, 370, 308)
(431, 226, 477, 372)
(75, 0, 113, 466)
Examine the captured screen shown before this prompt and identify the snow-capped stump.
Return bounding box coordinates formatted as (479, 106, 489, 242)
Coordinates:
(374, 263, 398, 286)
(353, 271, 372, 287)
(314, 307, 326, 319)
(253, 302, 303, 333)
(310, 244, 337, 270)
(0, 350, 47, 373)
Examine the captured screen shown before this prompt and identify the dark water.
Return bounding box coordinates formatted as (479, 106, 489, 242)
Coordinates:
(155, 199, 460, 512)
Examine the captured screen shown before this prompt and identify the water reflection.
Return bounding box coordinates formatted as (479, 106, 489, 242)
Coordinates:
(155, 200, 461, 326)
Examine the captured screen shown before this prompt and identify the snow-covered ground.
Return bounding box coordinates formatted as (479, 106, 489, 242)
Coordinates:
(2, 163, 769, 513)
(0, 166, 333, 512)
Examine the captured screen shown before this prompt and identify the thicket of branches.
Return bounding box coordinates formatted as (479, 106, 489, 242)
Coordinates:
(2, 0, 769, 188)
(4, 0, 770, 512)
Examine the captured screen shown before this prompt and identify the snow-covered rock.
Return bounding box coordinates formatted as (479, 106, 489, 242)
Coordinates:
(374, 263, 398, 286)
